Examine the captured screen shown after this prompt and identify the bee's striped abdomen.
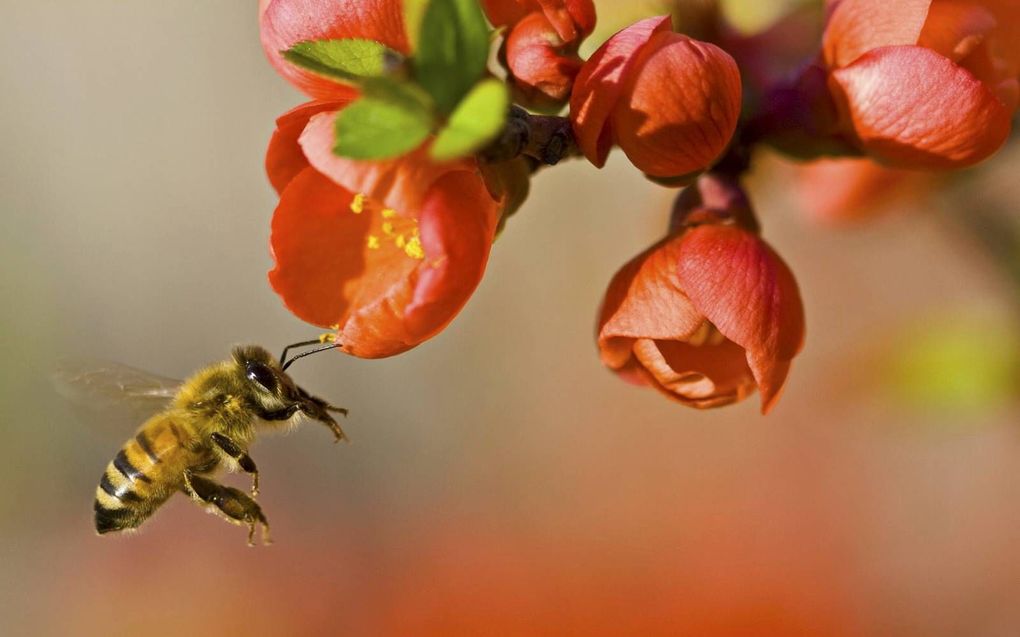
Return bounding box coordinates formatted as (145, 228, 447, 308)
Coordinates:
(94, 418, 186, 534)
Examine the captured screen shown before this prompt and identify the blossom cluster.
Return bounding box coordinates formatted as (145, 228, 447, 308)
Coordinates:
(258, 0, 1017, 412)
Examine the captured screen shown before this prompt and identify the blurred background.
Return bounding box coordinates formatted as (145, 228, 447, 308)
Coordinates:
(2, 1, 1020, 635)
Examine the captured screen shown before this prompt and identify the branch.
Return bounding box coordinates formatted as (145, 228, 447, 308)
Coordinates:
(482, 106, 581, 166)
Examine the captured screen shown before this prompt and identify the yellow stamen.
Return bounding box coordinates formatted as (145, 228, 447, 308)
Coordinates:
(350, 193, 366, 214)
(382, 221, 395, 236)
(404, 236, 425, 260)
(395, 234, 406, 249)
(366, 235, 380, 250)
(381, 208, 396, 219)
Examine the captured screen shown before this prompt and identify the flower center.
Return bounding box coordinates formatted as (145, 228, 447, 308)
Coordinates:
(351, 193, 425, 261)
(687, 320, 727, 347)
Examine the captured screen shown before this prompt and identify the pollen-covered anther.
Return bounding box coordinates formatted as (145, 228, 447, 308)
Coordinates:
(366, 235, 381, 250)
(350, 193, 366, 214)
(403, 235, 425, 260)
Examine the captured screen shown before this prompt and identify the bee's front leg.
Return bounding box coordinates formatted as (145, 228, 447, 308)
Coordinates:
(183, 471, 270, 546)
(211, 432, 260, 496)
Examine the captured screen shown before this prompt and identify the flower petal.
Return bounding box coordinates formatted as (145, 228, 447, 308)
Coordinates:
(260, 0, 409, 99)
(268, 167, 373, 328)
(569, 16, 672, 167)
(611, 32, 742, 179)
(266, 100, 348, 194)
(483, 0, 596, 42)
(632, 338, 757, 408)
(598, 236, 705, 369)
(830, 45, 1012, 168)
(505, 12, 583, 109)
(822, 0, 932, 67)
(677, 226, 805, 413)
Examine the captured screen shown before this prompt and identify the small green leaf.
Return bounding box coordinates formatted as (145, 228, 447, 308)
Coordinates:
(283, 39, 400, 82)
(334, 81, 434, 160)
(415, 0, 491, 113)
(430, 79, 509, 161)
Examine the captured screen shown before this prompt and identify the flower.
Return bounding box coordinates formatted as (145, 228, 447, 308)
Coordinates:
(485, 0, 596, 111)
(262, 0, 503, 358)
(793, 157, 936, 224)
(597, 175, 804, 412)
(820, 0, 1017, 168)
(570, 16, 742, 182)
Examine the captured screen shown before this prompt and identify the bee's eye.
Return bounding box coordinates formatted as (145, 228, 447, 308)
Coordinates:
(246, 362, 278, 392)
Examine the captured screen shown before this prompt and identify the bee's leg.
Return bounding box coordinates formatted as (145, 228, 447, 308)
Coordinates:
(210, 432, 260, 496)
(182, 471, 271, 546)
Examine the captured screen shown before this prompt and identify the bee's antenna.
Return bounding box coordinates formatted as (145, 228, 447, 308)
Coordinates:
(281, 344, 341, 372)
(279, 339, 324, 367)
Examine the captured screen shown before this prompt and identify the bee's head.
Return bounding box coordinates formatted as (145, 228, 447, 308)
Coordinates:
(230, 344, 348, 441)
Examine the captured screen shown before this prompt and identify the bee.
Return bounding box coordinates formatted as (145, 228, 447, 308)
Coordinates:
(56, 340, 347, 545)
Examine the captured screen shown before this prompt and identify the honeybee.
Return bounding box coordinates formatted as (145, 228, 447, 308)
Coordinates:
(56, 341, 347, 545)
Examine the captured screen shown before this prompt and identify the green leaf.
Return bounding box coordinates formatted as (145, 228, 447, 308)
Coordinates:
(430, 79, 509, 161)
(334, 81, 434, 160)
(283, 39, 400, 82)
(415, 0, 491, 113)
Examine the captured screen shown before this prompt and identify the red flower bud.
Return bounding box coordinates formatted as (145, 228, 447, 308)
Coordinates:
(266, 102, 502, 358)
(488, 0, 596, 112)
(598, 176, 804, 412)
(259, 0, 409, 100)
(821, 0, 1016, 168)
(570, 16, 742, 182)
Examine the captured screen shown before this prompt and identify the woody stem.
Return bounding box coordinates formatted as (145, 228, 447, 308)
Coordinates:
(482, 106, 580, 166)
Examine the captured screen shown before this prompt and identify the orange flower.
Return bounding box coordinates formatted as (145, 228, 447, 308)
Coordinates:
(597, 176, 804, 412)
(261, 0, 503, 358)
(821, 0, 1017, 168)
(570, 16, 742, 182)
(485, 0, 596, 111)
(794, 157, 937, 224)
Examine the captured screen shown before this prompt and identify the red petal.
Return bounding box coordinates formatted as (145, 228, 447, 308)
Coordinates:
(268, 168, 373, 328)
(569, 16, 672, 168)
(822, 0, 931, 67)
(260, 0, 409, 99)
(830, 45, 1012, 168)
(677, 226, 805, 413)
(597, 236, 705, 370)
(265, 100, 348, 195)
(611, 32, 742, 179)
(298, 111, 473, 215)
(483, 0, 595, 42)
(918, 1, 996, 62)
(505, 12, 582, 108)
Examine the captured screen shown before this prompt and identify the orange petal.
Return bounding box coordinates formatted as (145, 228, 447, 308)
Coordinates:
(260, 0, 409, 99)
(505, 12, 582, 109)
(611, 32, 742, 179)
(677, 226, 805, 413)
(822, 0, 931, 67)
(633, 338, 757, 409)
(483, 0, 596, 42)
(265, 100, 348, 195)
(597, 236, 705, 370)
(918, 0, 997, 62)
(830, 45, 1012, 168)
(570, 16, 673, 168)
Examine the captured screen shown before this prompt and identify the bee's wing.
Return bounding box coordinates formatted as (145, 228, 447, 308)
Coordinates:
(52, 360, 182, 431)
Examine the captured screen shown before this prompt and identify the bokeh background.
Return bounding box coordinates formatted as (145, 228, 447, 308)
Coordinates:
(3, 1, 1020, 635)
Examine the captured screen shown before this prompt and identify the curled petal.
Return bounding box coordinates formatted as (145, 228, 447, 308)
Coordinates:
(822, 0, 931, 67)
(570, 16, 672, 167)
(612, 32, 742, 179)
(265, 100, 348, 194)
(918, 0, 996, 63)
(830, 45, 1012, 168)
(504, 12, 583, 109)
(269, 168, 499, 358)
(632, 338, 757, 409)
(677, 226, 805, 413)
(260, 0, 409, 99)
(298, 111, 473, 214)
